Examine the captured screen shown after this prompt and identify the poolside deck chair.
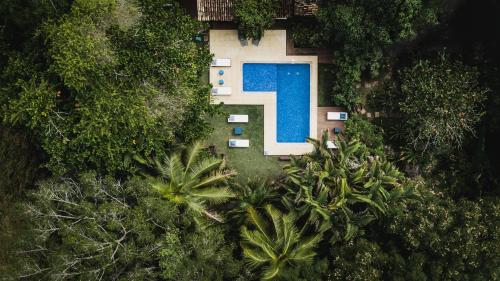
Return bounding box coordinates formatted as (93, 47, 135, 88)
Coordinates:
(211, 58, 231, 67)
(326, 140, 337, 149)
(211, 87, 232, 96)
(327, 112, 348, 121)
(228, 115, 248, 123)
(228, 139, 249, 148)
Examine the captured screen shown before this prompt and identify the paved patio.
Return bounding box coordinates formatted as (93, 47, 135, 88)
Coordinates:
(209, 29, 318, 155)
(317, 107, 345, 141)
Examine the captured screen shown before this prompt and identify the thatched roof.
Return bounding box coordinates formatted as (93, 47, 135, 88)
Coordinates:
(197, 0, 318, 22)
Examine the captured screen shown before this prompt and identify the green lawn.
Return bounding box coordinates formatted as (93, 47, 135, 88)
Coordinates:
(205, 105, 283, 183)
(318, 64, 336, 107)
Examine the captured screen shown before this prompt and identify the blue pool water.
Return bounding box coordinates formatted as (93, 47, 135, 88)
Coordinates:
(243, 63, 310, 143)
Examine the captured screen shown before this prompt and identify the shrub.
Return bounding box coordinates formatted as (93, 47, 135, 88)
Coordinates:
(344, 113, 384, 153)
(234, 0, 277, 40)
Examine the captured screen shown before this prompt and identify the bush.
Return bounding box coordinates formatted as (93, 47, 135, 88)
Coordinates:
(344, 113, 384, 153)
(234, 0, 277, 40)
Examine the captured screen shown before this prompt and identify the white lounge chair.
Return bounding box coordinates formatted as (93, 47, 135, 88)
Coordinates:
(229, 139, 250, 148)
(212, 87, 232, 96)
(326, 141, 337, 149)
(211, 58, 231, 67)
(228, 114, 248, 123)
(327, 112, 348, 121)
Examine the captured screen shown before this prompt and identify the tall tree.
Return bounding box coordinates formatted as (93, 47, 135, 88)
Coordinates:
(240, 205, 322, 280)
(140, 142, 235, 223)
(327, 191, 500, 281)
(10, 173, 243, 281)
(316, 0, 438, 109)
(398, 53, 488, 152)
(0, 0, 214, 175)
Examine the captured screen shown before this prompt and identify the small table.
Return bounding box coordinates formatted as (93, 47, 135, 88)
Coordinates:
(234, 126, 243, 135)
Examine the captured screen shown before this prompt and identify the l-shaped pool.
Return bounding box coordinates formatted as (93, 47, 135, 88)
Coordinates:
(243, 63, 310, 143)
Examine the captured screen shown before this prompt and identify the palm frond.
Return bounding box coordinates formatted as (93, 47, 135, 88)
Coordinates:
(190, 171, 235, 189)
(242, 247, 271, 266)
(188, 156, 223, 182)
(261, 264, 282, 280)
(183, 141, 202, 174)
(247, 207, 271, 241)
(190, 186, 234, 203)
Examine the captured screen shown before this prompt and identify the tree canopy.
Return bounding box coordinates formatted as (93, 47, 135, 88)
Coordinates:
(315, 0, 438, 109)
(398, 53, 487, 152)
(0, 0, 214, 176)
(0, 1, 499, 280)
(13, 173, 244, 281)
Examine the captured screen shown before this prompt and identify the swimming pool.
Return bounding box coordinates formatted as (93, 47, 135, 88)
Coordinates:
(243, 63, 310, 143)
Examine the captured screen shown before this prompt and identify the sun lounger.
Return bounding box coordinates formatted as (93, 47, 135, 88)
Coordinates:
(228, 139, 249, 148)
(326, 141, 337, 149)
(211, 87, 232, 96)
(228, 115, 248, 123)
(327, 112, 348, 121)
(211, 58, 231, 67)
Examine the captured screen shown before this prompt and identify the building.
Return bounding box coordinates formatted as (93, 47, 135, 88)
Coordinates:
(188, 0, 321, 22)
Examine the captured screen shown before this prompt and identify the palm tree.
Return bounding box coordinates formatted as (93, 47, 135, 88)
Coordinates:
(240, 205, 321, 280)
(228, 178, 281, 225)
(139, 142, 235, 222)
(284, 132, 411, 240)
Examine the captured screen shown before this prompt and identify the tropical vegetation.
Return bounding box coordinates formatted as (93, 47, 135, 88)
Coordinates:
(1, 0, 499, 280)
(234, 0, 278, 40)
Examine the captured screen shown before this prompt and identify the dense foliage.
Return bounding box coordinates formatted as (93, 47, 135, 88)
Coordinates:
(12, 173, 243, 281)
(234, 0, 277, 40)
(284, 134, 413, 240)
(1, 0, 499, 280)
(344, 114, 384, 152)
(315, 0, 438, 109)
(0, 0, 213, 175)
(328, 190, 500, 281)
(398, 54, 487, 152)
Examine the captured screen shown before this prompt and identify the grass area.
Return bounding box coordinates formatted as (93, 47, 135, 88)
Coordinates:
(318, 64, 336, 107)
(205, 105, 284, 183)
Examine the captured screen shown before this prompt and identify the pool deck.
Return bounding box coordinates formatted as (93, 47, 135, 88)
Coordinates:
(317, 107, 345, 140)
(209, 30, 317, 155)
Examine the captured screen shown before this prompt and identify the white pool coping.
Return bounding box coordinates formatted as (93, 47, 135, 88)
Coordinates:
(209, 30, 317, 155)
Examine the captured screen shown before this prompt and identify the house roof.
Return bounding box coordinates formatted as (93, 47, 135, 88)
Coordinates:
(294, 0, 320, 16)
(197, 0, 234, 22)
(197, 0, 317, 22)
